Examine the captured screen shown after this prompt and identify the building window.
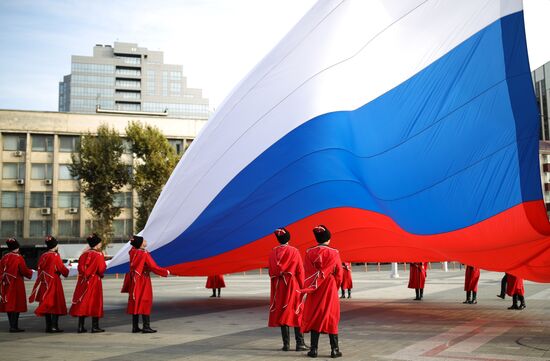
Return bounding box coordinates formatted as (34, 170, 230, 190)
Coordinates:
(30, 192, 52, 208)
(0, 221, 23, 238)
(31, 163, 53, 180)
(113, 219, 133, 238)
(58, 192, 80, 208)
(114, 192, 132, 208)
(170, 71, 182, 81)
(30, 221, 52, 237)
(170, 83, 181, 96)
(116, 56, 141, 65)
(58, 220, 80, 237)
(72, 63, 115, 74)
(115, 91, 140, 100)
(2, 163, 25, 179)
(59, 136, 80, 152)
(3, 134, 26, 151)
(1, 191, 24, 208)
(116, 68, 141, 76)
(115, 102, 141, 111)
(31, 135, 54, 152)
(59, 164, 76, 180)
(168, 139, 183, 155)
(115, 79, 141, 88)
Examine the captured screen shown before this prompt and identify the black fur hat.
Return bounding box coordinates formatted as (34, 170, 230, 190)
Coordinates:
(313, 225, 331, 243)
(6, 238, 20, 251)
(86, 233, 101, 248)
(45, 235, 58, 250)
(273, 228, 290, 244)
(130, 235, 144, 249)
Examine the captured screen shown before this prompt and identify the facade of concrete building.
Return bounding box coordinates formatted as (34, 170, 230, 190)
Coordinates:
(533, 61, 550, 215)
(0, 109, 206, 256)
(58, 42, 210, 120)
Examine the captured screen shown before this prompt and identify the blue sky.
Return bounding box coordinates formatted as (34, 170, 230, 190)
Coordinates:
(0, 0, 549, 111)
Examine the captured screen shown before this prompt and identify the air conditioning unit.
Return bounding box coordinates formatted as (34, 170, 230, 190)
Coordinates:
(44, 179, 53, 185)
(41, 207, 51, 215)
(13, 150, 24, 157)
(16, 179, 25, 185)
(68, 207, 79, 214)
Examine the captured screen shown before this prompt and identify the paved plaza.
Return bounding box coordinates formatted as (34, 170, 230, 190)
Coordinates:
(1, 265, 549, 361)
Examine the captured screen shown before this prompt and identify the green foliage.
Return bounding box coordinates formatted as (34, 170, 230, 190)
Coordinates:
(70, 124, 130, 248)
(126, 121, 180, 231)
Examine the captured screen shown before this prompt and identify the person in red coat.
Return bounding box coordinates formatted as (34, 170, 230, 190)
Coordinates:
(268, 227, 308, 352)
(206, 274, 225, 297)
(70, 233, 106, 333)
(340, 262, 353, 299)
(408, 262, 428, 300)
(506, 273, 526, 310)
(29, 236, 69, 332)
(121, 235, 170, 333)
(0, 238, 33, 332)
(301, 225, 343, 358)
(463, 265, 480, 304)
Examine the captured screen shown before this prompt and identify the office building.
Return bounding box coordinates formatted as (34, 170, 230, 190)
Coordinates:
(59, 42, 210, 119)
(0, 109, 206, 256)
(533, 61, 550, 215)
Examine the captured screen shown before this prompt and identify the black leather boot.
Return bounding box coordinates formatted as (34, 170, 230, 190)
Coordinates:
(497, 274, 507, 299)
(340, 289, 345, 299)
(307, 331, 319, 358)
(518, 295, 526, 310)
(329, 334, 343, 358)
(8, 312, 24, 332)
(210, 289, 216, 297)
(217, 288, 221, 297)
(470, 292, 477, 304)
(280, 325, 290, 351)
(347, 289, 351, 299)
(51, 314, 64, 332)
(77, 316, 87, 333)
(414, 289, 420, 300)
(295, 327, 309, 351)
(420, 288, 424, 299)
(45, 314, 53, 333)
(9, 313, 24, 332)
(132, 314, 142, 333)
(91, 317, 105, 333)
(142, 315, 157, 333)
(463, 291, 471, 304)
(508, 295, 519, 309)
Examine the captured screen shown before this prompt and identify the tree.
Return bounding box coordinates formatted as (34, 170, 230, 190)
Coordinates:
(126, 121, 180, 231)
(70, 124, 130, 248)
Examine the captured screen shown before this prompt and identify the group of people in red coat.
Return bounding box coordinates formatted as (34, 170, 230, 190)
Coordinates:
(407, 262, 526, 310)
(0, 233, 170, 334)
(268, 224, 343, 359)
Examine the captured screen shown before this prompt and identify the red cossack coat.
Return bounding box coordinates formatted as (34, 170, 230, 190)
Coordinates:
(121, 248, 169, 315)
(341, 262, 353, 290)
(408, 262, 428, 289)
(29, 251, 69, 316)
(464, 265, 480, 292)
(0, 252, 33, 313)
(206, 274, 225, 289)
(69, 249, 106, 318)
(300, 245, 343, 334)
(506, 273, 525, 297)
(268, 244, 305, 328)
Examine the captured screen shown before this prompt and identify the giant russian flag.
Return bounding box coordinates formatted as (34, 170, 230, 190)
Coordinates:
(109, 0, 550, 282)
